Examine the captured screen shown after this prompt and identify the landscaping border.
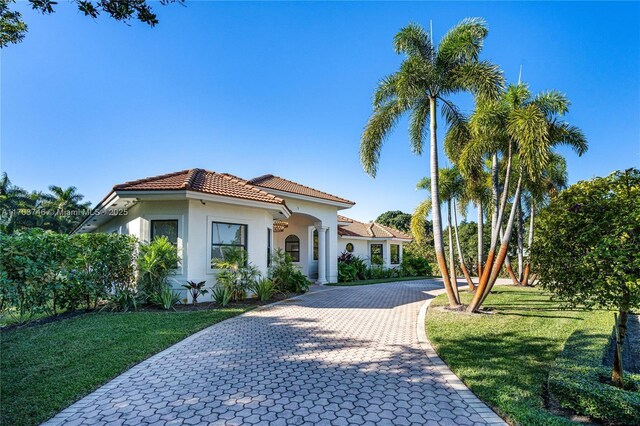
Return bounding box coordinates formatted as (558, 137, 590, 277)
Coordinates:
(418, 289, 508, 425)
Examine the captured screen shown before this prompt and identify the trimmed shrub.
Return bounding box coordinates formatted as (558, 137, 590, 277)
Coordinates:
(0, 230, 137, 322)
(549, 328, 640, 424)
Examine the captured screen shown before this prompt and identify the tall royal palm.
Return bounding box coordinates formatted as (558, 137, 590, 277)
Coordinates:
(360, 18, 504, 307)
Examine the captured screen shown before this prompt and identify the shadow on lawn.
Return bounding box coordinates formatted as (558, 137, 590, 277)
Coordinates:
(433, 330, 561, 397)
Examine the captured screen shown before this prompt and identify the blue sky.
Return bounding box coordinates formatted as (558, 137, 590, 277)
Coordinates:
(2, 1, 639, 222)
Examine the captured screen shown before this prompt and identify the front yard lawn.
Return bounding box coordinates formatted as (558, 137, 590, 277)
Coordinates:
(1, 308, 251, 426)
(426, 286, 614, 425)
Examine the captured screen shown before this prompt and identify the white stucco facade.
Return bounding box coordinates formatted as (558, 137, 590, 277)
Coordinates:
(77, 169, 410, 301)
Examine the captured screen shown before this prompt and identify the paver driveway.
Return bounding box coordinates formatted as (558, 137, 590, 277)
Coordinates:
(44, 280, 505, 426)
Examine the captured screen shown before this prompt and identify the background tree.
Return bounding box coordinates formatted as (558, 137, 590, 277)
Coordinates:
(0, 173, 90, 233)
(532, 169, 640, 389)
(375, 210, 412, 233)
(360, 18, 504, 307)
(0, 0, 183, 48)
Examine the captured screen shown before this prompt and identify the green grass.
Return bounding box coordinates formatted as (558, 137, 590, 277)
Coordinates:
(327, 275, 433, 286)
(1, 308, 251, 426)
(426, 286, 614, 425)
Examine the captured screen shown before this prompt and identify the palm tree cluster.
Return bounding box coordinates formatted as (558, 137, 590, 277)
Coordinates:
(360, 18, 587, 312)
(0, 172, 91, 234)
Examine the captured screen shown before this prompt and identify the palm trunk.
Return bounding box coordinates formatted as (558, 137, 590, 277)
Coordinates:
(500, 226, 519, 285)
(490, 153, 499, 246)
(469, 171, 523, 312)
(477, 200, 483, 279)
(468, 147, 514, 312)
(429, 97, 458, 307)
(521, 202, 535, 286)
(480, 172, 524, 305)
(454, 199, 475, 291)
(447, 201, 460, 302)
(517, 198, 524, 282)
(505, 255, 519, 286)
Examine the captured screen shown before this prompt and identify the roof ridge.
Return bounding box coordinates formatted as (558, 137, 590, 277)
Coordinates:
(113, 169, 192, 190)
(184, 168, 202, 189)
(249, 174, 274, 184)
(251, 174, 354, 204)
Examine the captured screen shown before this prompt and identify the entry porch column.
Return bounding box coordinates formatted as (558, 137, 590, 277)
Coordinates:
(315, 224, 328, 285)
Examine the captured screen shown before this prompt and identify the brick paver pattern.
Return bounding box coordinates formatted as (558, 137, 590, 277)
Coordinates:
(44, 280, 504, 426)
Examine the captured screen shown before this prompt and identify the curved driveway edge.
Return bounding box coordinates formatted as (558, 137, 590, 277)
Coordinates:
(43, 279, 507, 426)
(416, 288, 507, 425)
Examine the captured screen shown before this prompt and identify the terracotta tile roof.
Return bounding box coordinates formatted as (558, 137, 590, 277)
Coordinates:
(113, 169, 287, 207)
(337, 215, 354, 223)
(337, 216, 412, 240)
(249, 174, 355, 205)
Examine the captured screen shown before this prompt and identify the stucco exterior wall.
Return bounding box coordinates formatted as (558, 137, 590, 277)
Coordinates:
(339, 237, 405, 269)
(94, 194, 345, 295)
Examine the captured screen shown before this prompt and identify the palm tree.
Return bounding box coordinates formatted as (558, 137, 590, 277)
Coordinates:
(464, 84, 587, 312)
(415, 167, 476, 293)
(519, 153, 568, 285)
(45, 185, 91, 233)
(360, 18, 504, 307)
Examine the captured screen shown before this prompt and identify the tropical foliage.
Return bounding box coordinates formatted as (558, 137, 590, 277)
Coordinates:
(375, 210, 412, 233)
(212, 247, 260, 302)
(0, 173, 91, 234)
(269, 249, 310, 293)
(0, 230, 137, 322)
(137, 236, 181, 298)
(337, 251, 432, 283)
(532, 169, 640, 388)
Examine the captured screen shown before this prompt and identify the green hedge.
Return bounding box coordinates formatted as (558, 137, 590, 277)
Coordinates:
(549, 327, 640, 424)
(0, 230, 137, 323)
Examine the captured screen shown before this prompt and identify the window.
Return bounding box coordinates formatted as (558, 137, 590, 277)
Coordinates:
(285, 235, 300, 262)
(267, 228, 272, 267)
(151, 220, 178, 245)
(370, 243, 383, 266)
(313, 229, 318, 261)
(390, 244, 400, 264)
(211, 222, 247, 262)
(346, 243, 354, 253)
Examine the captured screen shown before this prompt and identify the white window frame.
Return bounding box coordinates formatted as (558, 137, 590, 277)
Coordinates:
(144, 214, 185, 275)
(206, 215, 251, 274)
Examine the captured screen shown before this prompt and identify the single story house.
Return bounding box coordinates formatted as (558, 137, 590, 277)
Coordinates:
(74, 168, 411, 298)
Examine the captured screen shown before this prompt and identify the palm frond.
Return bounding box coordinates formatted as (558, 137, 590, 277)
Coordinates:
(508, 104, 550, 179)
(408, 98, 430, 155)
(411, 198, 432, 246)
(437, 17, 488, 65)
(416, 176, 430, 191)
(393, 23, 434, 62)
(373, 74, 400, 108)
(360, 99, 409, 177)
(532, 90, 569, 118)
(443, 111, 470, 163)
(450, 60, 504, 101)
(549, 121, 588, 156)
